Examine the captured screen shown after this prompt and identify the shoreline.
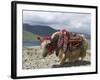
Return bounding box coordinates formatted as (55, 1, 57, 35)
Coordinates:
(23, 45, 40, 49)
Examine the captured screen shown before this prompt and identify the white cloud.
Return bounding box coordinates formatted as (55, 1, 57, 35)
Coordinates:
(23, 10, 91, 34)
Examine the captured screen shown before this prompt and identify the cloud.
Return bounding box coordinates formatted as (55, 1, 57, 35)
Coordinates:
(23, 10, 91, 34)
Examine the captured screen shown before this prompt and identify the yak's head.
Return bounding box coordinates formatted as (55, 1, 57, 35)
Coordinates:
(37, 36, 52, 58)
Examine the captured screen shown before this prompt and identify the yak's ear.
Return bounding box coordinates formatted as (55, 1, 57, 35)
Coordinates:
(37, 36, 43, 42)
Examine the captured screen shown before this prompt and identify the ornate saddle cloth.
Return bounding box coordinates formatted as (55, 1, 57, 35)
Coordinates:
(68, 36, 83, 50)
(57, 34, 83, 51)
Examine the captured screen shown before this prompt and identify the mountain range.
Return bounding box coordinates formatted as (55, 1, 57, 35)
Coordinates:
(23, 23, 90, 41)
(23, 23, 57, 36)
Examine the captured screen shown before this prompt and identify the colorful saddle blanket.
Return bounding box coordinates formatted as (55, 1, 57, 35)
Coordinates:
(57, 35, 83, 50)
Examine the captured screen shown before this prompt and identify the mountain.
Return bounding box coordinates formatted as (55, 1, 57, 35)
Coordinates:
(23, 31, 37, 41)
(23, 23, 57, 36)
(23, 23, 90, 41)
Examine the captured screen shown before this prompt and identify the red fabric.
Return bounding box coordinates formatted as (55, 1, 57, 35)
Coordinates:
(62, 29, 70, 39)
(57, 29, 70, 49)
(42, 29, 70, 53)
(58, 38, 64, 48)
(48, 43, 55, 53)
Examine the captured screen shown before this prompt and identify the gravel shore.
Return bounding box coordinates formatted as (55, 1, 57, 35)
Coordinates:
(22, 46, 90, 69)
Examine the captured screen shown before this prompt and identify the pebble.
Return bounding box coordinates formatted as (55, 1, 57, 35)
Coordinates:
(22, 47, 90, 69)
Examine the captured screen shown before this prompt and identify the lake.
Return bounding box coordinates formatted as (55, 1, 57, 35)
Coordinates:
(23, 39, 91, 48)
(23, 40, 41, 47)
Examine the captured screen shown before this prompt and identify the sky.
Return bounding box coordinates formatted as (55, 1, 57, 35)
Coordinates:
(23, 10, 91, 34)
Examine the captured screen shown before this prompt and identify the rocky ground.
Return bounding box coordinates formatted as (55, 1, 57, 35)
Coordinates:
(22, 46, 90, 69)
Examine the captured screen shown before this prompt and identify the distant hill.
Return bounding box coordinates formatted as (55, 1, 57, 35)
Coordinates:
(23, 23, 57, 36)
(23, 31, 37, 41)
(23, 23, 90, 41)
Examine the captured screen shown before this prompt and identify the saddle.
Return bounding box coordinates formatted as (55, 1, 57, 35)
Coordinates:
(57, 34, 83, 51)
(68, 36, 83, 50)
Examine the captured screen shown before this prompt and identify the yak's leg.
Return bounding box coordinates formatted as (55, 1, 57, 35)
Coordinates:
(58, 50, 63, 60)
(80, 52, 86, 61)
(60, 53, 66, 65)
(80, 57, 84, 61)
(79, 48, 87, 61)
(55, 48, 59, 56)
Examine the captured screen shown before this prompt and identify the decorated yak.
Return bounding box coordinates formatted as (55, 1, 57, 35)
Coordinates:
(37, 30, 88, 64)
